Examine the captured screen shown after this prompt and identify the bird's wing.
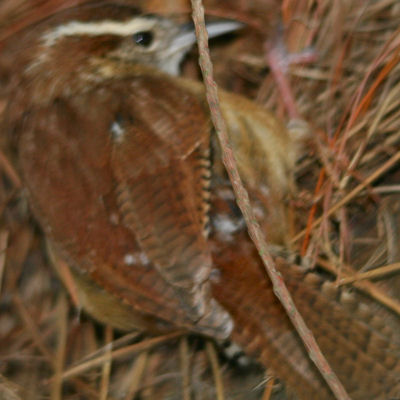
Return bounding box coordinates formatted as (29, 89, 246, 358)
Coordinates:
(109, 76, 214, 319)
(14, 74, 231, 338)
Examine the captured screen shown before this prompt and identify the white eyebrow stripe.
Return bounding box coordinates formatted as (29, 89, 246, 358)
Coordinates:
(43, 18, 155, 46)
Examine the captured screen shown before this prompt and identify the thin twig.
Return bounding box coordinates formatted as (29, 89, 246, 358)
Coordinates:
(13, 294, 55, 365)
(78, 331, 141, 364)
(317, 257, 400, 316)
(0, 230, 9, 293)
(261, 377, 275, 400)
(179, 337, 191, 400)
(338, 262, 400, 285)
(60, 331, 183, 381)
(190, 1, 350, 399)
(99, 326, 113, 400)
(51, 294, 68, 400)
(292, 150, 400, 244)
(124, 351, 149, 400)
(205, 341, 225, 400)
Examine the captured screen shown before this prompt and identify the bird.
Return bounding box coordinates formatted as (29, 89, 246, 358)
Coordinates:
(1, 2, 400, 399)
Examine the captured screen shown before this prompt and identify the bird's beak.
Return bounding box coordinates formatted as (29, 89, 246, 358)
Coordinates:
(169, 19, 243, 55)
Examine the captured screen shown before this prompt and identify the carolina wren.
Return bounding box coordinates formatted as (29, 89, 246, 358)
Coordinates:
(2, 2, 400, 399)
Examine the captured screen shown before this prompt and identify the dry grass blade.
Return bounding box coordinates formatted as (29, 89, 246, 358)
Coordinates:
(338, 262, 400, 285)
(317, 258, 400, 316)
(179, 336, 191, 400)
(124, 351, 148, 400)
(78, 332, 141, 364)
(99, 326, 113, 400)
(261, 377, 275, 400)
(12, 294, 54, 364)
(0, 375, 23, 400)
(51, 294, 68, 400)
(292, 150, 400, 244)
(0, 230, 9, 293)
(205, 341, 225, 400)
(60, 331, 183, 381)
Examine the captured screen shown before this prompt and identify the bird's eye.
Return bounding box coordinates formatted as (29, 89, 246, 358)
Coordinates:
(132, 31, 154, 47)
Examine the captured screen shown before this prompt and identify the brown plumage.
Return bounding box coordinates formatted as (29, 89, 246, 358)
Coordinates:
(2, 3, 400, 399)
(211, 230, 400, 399)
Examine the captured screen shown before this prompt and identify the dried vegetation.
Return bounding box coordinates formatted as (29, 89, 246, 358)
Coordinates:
(0, 1, 400, 399)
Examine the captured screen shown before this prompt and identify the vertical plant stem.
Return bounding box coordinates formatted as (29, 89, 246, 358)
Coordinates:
(190, 1, 350, 398)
